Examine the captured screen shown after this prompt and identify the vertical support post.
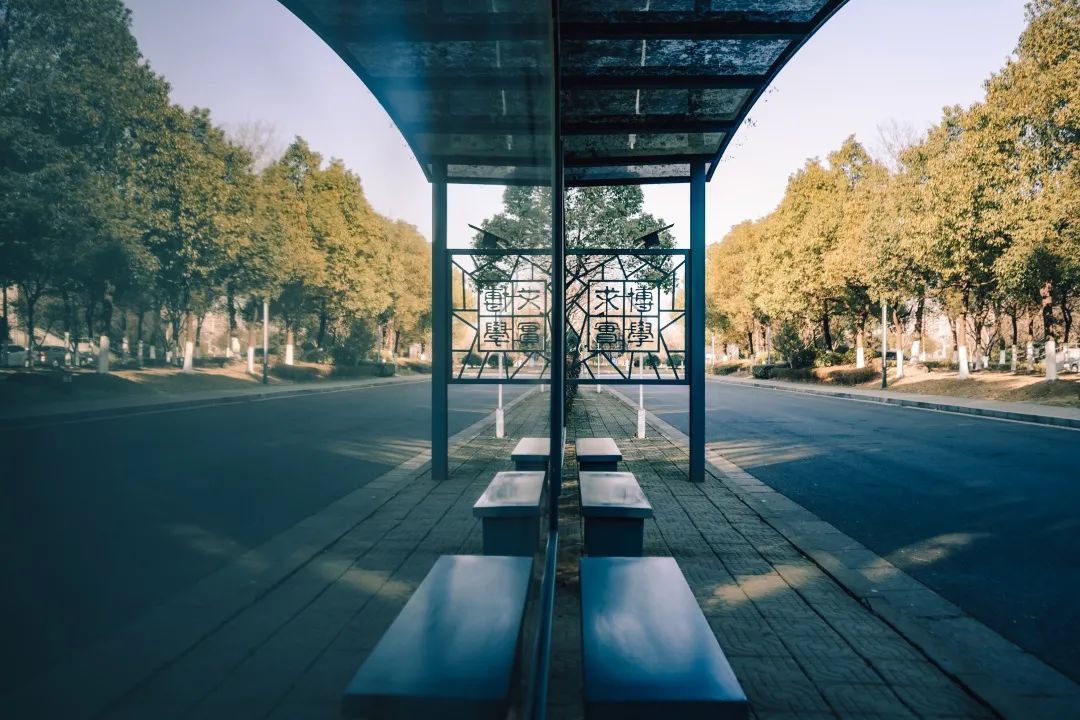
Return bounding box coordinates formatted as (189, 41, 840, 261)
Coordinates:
(432, 163, 450, 481)
(637, 353, 646, 439)
(496, 351, 505, 438)
(689, 160, 706, 483)
(548, 15, 565, 528)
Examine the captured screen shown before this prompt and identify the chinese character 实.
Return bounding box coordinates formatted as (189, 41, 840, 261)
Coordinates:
(595, 321, 620, 347)
(593, 286, 620, 314)
(484, 320, 510, 347)
(515, 286, 542, 312)
(627, 320, 653, 347)
(628, 285, 654, 314)
(517, 321, 542, 348)
(482, 285, 508, 313)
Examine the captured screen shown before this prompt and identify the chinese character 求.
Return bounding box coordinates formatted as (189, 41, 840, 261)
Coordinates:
(592, 286, 620, 314)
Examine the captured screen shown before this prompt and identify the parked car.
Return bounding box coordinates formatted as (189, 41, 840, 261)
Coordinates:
(36, 345, 68, 367)
(1060, 343, 1080, 373)
(2, 344, 29, 367)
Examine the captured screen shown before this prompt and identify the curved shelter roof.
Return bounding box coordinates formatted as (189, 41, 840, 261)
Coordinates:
(279, 0, 849, 187)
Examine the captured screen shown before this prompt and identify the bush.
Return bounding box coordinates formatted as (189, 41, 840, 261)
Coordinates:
(271, 364, 326, 382)
(330, 361, 396, 378)
(711, 362, 743, 376)
(770, 367, 815, 382)
(750, 363, 788, 379)
(669, 353, 684, 368)
(773, 322, 815, 369)
(824, 367, 877, 385)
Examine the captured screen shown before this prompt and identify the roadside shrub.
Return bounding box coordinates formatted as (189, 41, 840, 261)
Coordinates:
(669, 353, 684, 369)
(773, 323, 815, 368)
(770, 367, 815, 382)
(814, 349, 846, 367)
(400, 359, 431, 374)
(644, 353, 661, 369)
(330, 361, 396, 378)
(271, 364, 326, 382)
(824, 367, 877, 385)
(711, 362, 743, 376)
(750, 363, 788, 379)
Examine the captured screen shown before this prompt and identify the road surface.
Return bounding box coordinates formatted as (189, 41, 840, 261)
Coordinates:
(616, 380, 1080, 682)
(1, 379, 530, 693)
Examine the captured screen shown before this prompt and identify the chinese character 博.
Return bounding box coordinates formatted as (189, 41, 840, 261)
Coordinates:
(627, 320, 653, 347)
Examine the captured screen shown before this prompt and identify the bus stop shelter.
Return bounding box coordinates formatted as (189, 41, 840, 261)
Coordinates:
(279, 0, 849, 499)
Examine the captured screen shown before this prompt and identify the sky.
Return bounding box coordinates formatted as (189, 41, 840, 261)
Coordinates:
(124, 0, 1030, 249)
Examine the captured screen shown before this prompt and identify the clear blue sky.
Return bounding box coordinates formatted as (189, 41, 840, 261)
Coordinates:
(125, 0, 1029, 248)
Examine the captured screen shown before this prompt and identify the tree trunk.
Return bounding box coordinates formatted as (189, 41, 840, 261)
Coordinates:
(1040, 281, 1056, 340)
(1061, 295, 1072, 343)
(316, 300, 328, 348)
(958, 297, 970, 379)
(20, 284, 39, 362)
(821, 304, 833, 351)
(1011, 312, 1019, 347)
(746, 326, 755, 356)
(855, 324, 865, 369)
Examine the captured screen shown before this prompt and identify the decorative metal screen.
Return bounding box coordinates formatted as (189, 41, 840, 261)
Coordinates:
(448, 248, 687, 385)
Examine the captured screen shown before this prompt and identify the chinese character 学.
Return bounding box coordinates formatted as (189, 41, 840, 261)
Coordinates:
(515, 286, 543, 312)
(627, 320, 654, 347)
(517, 321, 542, 348)
(593, 286, 620, 314)
(594, 320, 620, 347)
(628, 284, 654, 314)
(483, 285, 508, 313)
(484, 320, 510, 347)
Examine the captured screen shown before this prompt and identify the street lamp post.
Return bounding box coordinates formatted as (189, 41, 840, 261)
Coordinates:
(881, 301, 888, 390)
(262, 298, 269, 385)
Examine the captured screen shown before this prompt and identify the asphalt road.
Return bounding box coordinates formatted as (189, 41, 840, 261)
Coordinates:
(616, 380, 1080, 682)
(1, 379, 530, 692)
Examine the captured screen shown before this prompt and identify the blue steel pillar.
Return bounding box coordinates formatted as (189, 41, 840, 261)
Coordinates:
(690, 160, 706, 482)
(432, 164, 449, 481)
(548, 53, 565, 526)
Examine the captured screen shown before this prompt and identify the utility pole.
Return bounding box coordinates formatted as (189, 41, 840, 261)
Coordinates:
(262, 298, 269, 385)
(881, 301, 888, 389)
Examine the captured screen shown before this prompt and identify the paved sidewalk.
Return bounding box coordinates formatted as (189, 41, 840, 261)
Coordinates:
(717, 375, 1080, 429)
(0, 373, 426, 425)
(19, 387, 1075, 719)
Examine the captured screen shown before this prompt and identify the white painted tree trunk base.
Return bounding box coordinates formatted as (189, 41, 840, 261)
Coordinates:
(910, 340, 921, 362)
(247, 346, 255, 374)
(896, 351, 904, 379)
(98, 336, 110, 374)
(1010, 345, 1017, 372)
(138, 340, 144, 367)
(958, 346, 970, 379)
(149, 346, 157, 361)
(1027, 342, 1035, 372)
(285, 344, 294, 366)
(1046, 338, 1058, 381)
(183, 341, 194, 373)
(855, 347, 865, 369)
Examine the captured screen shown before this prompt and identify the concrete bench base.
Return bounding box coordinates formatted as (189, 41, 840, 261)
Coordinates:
(581, 556, 748, 719)
(342, 555, 532, 719)
(579, 471, 652, 557)
(575, 437, 622, 473)
(473, 471, 545, 556)
(511, 437, 550, 472)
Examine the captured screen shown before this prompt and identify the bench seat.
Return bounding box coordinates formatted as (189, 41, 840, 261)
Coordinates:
(473, 471, 546, 556)
(581, 556, 748, 719)
(579, 471, 652, 556)
(575, 438, 622, 471)
(343, 555, 532, 719)
(510, 436, 550, 472)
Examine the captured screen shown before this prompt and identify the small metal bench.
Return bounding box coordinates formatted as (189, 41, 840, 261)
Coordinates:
(510, 436, 550, 472)
(342, 555, 532, 719)
(581, 556, 748, 719)
(579, 471, 652, 556)
(575, 437, 622, 471)
(473, 471, 546, 556)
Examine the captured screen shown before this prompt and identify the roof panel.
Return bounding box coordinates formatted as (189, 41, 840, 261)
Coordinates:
(279, 0, 850, 186)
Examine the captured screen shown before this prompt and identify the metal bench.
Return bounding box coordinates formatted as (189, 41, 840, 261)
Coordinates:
(579, 471, 652, 556)
(575, 437, 622, 471)
(510, 436, 550, 472)
(342, 555, 532, 719)
(473, 471, 546, 556)
(581, 556, 748, 719)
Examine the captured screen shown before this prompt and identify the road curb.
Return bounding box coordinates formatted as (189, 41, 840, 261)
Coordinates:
(0, 375, 429, 428)
(606, 386, 1080, 719)
(715, 376, 1080, 430)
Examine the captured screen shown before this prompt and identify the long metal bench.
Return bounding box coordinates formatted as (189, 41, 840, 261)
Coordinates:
(510, 436, 550, 472)
(579, 471, 652, 556)
(473, 471, 546, 556)
(575, 437, 622, 471)
(342, 555, 532, 719)
(581, 556, 748, 719)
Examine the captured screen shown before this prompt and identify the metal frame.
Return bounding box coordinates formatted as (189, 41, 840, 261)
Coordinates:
(447, 248, 689, 386)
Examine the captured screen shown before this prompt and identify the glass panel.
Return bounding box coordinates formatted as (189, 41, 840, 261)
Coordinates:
(563, 88, 750, 121)
(562, 38, 790, 76)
